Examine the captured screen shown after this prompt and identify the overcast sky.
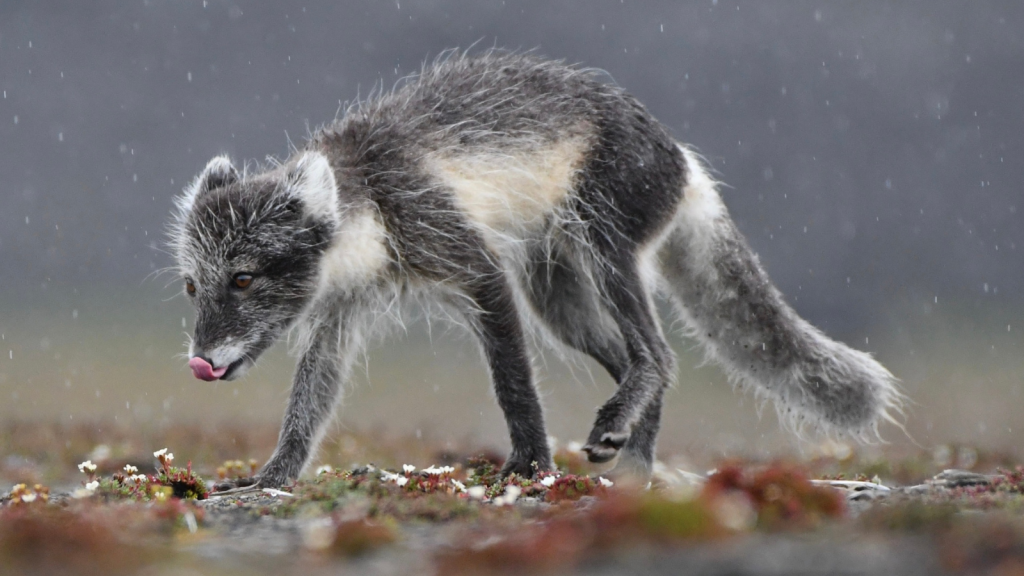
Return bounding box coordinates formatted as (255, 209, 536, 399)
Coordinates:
(1, 0, 1021, 334)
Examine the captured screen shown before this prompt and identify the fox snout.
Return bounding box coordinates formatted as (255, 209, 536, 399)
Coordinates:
(188, 356, 227, 381)
(188, 340, 248, 381)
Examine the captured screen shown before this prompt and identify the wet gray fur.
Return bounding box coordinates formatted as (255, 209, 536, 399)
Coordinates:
(170, 50, 903, 488)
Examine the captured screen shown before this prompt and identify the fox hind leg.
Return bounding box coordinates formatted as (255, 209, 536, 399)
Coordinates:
(523, 244, 629, 382)
(580, 249, 675, 465)
(523, 243, 670, 474)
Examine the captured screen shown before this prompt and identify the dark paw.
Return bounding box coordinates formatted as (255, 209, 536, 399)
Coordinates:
(212, 476, 258, 493)
(500, 453, 553, 479)
(582, 431, 630, 464)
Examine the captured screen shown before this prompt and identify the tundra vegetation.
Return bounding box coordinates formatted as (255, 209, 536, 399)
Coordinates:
(1, 421, 1023, 575)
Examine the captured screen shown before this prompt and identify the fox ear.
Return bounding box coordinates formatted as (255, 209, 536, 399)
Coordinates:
(196, 155, 239, 193)
(287, 151, 339, 222)
(176, 155, 239, 218)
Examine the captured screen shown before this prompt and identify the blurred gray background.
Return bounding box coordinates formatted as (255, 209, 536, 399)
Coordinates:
(0, 1, 1021, 463)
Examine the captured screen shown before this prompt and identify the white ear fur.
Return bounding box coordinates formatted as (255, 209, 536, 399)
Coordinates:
(175, 155, 238, 219)
(288, 151, 340, 223)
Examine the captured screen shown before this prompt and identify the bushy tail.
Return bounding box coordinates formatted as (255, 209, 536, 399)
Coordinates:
(658, 147, 903, 438)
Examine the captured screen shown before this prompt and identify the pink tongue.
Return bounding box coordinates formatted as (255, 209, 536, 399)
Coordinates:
(189, 357, 228, 381)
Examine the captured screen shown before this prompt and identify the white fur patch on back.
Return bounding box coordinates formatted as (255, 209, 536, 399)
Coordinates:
(318, 208, 391, 295)
(423, 137, 588, 233)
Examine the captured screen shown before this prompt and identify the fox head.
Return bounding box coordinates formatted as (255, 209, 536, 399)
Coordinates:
(171, 151, 340, 381)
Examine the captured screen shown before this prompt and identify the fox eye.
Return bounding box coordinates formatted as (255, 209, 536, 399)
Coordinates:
(185, 278, 196, 296)
(232, 273, 254, 290)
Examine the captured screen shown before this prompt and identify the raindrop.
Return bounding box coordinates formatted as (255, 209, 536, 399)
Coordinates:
(182, 317, 187, 328)
(660, 24, 664, 33)
(72, 309, 78, 319)
(187, 71, 192, 82)
(58, 132, 63, 142)
(13, 115, 18, 125)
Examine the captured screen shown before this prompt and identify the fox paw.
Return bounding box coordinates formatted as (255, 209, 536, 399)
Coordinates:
(582, 431, 629, 464)
(211, 476, 259, 493)
(500, 452, 553, 479)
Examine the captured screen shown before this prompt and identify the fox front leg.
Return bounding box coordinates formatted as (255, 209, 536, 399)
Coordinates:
(257, 303, 358, 488)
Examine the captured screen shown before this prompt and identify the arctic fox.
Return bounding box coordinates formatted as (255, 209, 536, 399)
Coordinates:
(171, 51, 902, 488)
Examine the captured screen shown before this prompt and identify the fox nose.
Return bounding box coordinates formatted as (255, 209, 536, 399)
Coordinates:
(188, 351, 227, 381)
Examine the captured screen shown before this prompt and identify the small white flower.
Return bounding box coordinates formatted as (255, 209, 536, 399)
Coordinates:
(442, 466, 455, 474)
(153, 448, 168, 458)
(598, 477, 614, 488)
(85, 480, 99, 491)
(467, 486, 487, 500)
(541, 476, 556, 488)
(380, 471, 400, 482)
(451, 479, 466, 492)
(77, 460, 97, 474)
(163, 453, 174, 464)
(71, 488, 95, 499)
(424, 466, 442, 475)
(20, 493, 37, 503)
(123, 464, 138, 474)
(130, 474, 148, 483)
(315, 465, 334, 475)
(396, 477, 409, 487)
(402, 464, 416, 474)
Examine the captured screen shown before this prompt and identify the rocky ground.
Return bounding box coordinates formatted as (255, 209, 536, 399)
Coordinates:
(2, 422, 1024, 575)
